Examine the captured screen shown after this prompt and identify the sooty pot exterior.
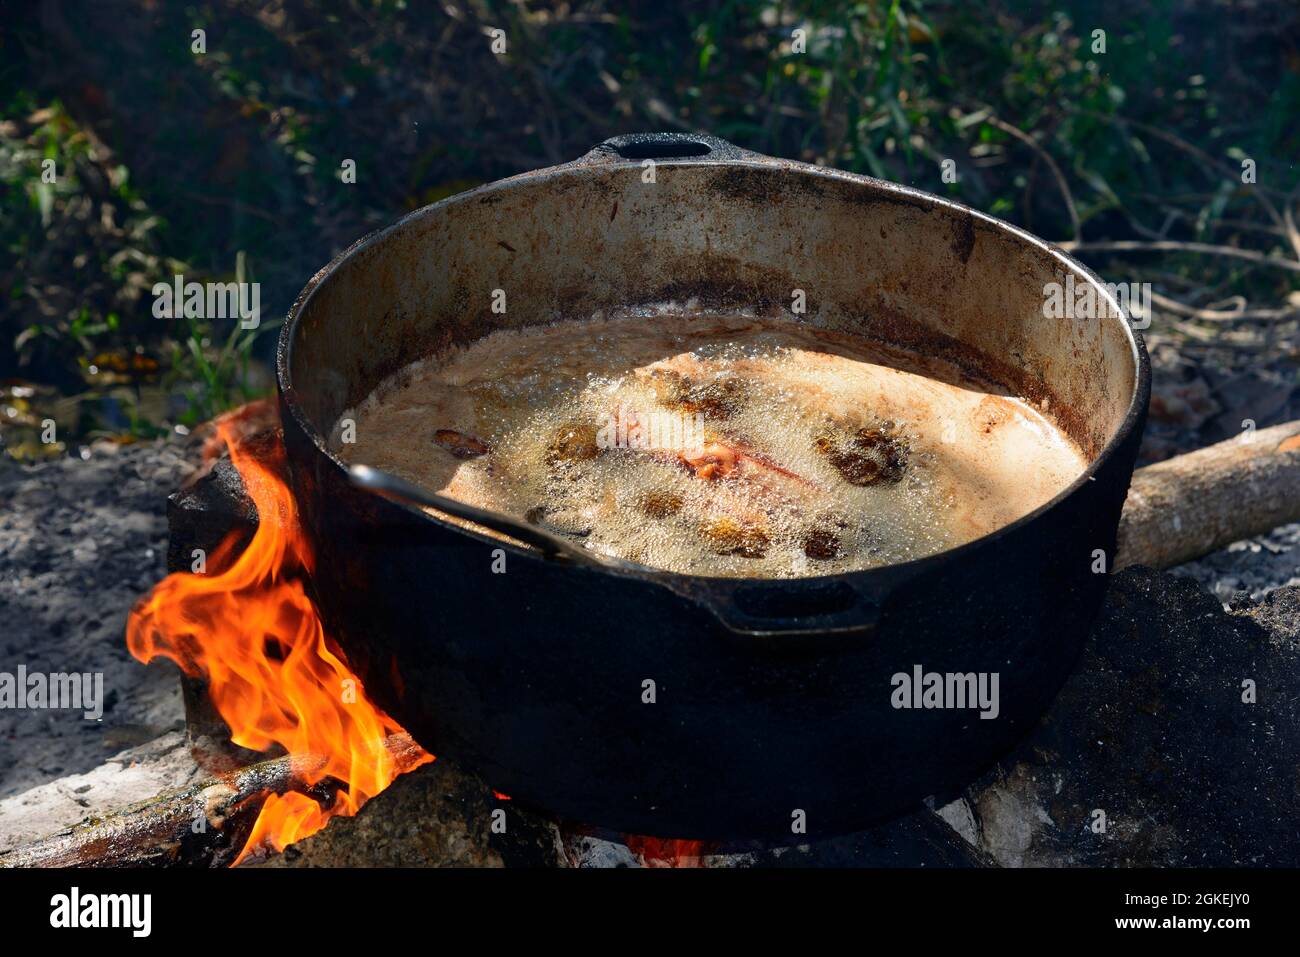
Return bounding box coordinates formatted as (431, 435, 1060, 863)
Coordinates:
(277, 133, 1149, 840)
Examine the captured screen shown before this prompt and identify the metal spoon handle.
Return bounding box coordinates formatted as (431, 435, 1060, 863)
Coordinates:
(347, 463, 613, 569)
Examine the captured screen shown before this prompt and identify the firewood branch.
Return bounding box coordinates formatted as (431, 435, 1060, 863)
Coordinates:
(1117, 419, 1300, 569)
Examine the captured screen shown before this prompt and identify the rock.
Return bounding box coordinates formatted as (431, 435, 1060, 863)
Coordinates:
(252, 757, 566, 868)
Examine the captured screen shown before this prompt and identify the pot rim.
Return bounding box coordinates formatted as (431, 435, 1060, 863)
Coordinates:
(276, 146, 1151, 591)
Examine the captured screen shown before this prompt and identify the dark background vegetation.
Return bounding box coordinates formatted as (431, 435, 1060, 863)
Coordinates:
(2, 0, 1298, 463)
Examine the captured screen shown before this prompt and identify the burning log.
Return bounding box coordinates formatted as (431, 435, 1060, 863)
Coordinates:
(129, 403, 432, 862)
(0, 735, 424, 868)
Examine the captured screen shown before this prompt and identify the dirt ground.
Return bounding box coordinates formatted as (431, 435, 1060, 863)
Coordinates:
(0, 440, 191, 800)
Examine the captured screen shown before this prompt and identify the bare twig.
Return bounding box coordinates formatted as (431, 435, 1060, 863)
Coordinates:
(1154, 205, 1293, 240)
(1149, 290, 1298, 323)
(1281, 188, 1300, 262)
(1059, 239, 1300, 273)
(0, 733, 425, 867)
(1077, 109, 1300, 261)
(982, 113, 1081, 241)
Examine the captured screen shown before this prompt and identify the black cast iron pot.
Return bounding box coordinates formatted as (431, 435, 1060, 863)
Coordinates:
(276, 133, 1150, 841)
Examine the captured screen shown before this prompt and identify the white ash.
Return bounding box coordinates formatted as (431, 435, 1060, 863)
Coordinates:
(1169, 521, 1300, 604)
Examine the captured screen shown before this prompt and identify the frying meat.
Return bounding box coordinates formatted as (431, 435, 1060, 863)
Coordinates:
(816, 422, 908, 486)
(546, 422, 602, 464)
(434, 429, 491, 459)
(701, 516, 770, 558)
(336, 313, 1088, 578)
(647, 368, 747, 419)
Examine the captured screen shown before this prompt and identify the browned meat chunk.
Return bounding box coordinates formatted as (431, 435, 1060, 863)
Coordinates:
(640, 490, 685, 518)
(546, 422, 601, 464)
(649, 369, 747, 419)
(802, 526, 842, 560)
(701, 516, 770, 558)
(434, 429, 491, 459)
(816, 423, 908, 485)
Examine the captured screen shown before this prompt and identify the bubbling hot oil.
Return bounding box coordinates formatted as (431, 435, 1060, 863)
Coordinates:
(333, 313, 1088, 578)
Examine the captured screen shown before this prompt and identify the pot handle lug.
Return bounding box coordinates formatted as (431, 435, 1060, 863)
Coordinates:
(577, 132, 761, 165)
(675, 578, 881, 644)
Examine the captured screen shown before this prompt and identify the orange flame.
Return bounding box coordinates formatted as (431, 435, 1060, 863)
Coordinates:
(127, 402, 431, 863)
